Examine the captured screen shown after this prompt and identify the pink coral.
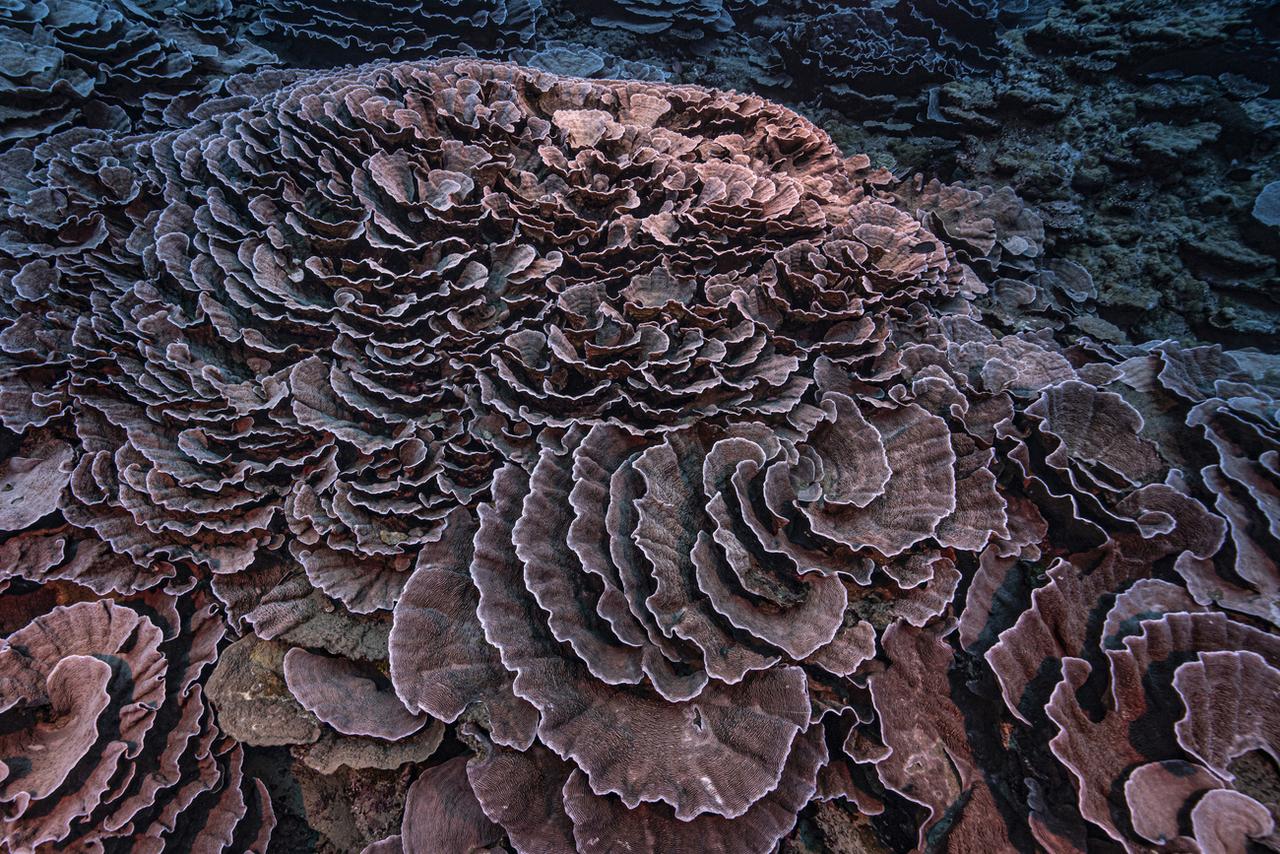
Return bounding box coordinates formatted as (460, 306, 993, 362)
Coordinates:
(0, 588, 274, 852)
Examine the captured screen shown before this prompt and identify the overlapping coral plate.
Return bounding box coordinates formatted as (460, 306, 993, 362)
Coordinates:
(0, 51, 1276, 854)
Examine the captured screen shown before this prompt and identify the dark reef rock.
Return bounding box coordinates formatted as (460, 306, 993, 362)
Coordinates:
(240, 0, 543, 66)
(773, 0, 1000, 98)
(817, 0, 1280, 348)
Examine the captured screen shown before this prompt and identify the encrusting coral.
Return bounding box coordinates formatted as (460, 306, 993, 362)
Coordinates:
(0, 58, 1277, 852)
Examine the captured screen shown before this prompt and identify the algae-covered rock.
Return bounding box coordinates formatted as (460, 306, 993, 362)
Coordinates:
(1127, 121, 1221, 164)
(208, 635, 323, 748)
(1254, 181, 1280, 228)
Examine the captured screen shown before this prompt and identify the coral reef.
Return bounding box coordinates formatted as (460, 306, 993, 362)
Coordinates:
(0, 0, 273, 143)
(239, 0, 543, 66)
(0, 0, 1278, 848)
(4, 0, 1275, 350)
(532, 0, 1280, 348)
(2, 54, 1278, 852)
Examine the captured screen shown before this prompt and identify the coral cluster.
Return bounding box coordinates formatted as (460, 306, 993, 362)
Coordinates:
(239, 0, 544, 66)
(772, 0, 1000, 96)
(0, 56, 1277, 852)
(0, 585, 275, 852)
(0, 0, 273, 144)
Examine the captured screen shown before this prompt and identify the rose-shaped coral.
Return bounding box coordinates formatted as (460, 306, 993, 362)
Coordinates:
(963, 340, 1280, 852)
(0, 58, 876, 616)
(1046, 607, 1280, 853)
(0, 585, 274, 852)
(2, 54, 1279, 854)
(377, 77, 1036, 844)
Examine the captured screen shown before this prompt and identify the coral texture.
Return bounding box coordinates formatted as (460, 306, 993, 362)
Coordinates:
(0, 586, 275, 852)
(0, 0, 273, 144)
(1, 54, 1279, 853)
(772, 0, 1000, 96)
(240, 0, 543, 66)
(585, 0, 732, 39)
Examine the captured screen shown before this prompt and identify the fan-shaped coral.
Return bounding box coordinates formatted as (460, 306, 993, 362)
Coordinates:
(0, 585, 274, 852)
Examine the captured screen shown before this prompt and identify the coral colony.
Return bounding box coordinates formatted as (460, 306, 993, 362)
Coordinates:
(0, 2, 1277, 853)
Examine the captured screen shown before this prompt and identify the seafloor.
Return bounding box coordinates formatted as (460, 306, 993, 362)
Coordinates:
(0, 1, 1277, 853)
